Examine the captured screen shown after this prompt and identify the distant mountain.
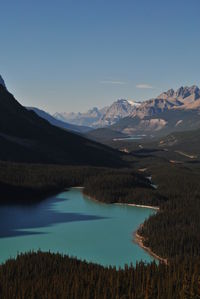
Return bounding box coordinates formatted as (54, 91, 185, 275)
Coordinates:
(27, 107, 92, 133)
(96, 99, 141, 127)
(54, 85, 200, 140)
(54, 107, 106, 127)
(130, 85, 200, 119)
(110, 85, 200, 137)
(0, 76, 123, 167)
(54, 99, 140, 128)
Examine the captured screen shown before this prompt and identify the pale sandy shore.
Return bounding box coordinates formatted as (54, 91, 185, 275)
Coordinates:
(115, 202, 159, 210)
(134, 225, 168, 265)
(116, 202, 168, 264)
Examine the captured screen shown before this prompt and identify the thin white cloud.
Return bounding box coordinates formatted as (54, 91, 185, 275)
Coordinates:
(100, 80, 127, 85)
(136, 84, 154, 89)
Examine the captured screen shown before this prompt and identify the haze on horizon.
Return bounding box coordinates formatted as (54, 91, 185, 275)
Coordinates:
(0, 0, 200, 114)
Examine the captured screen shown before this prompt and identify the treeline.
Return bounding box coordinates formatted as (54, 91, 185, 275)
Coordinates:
(0, 161, 105, 201)
(139, 164, 200, 260)
(0, 251, 199, 299)
(84, 169, 166, 206)
(0, 162, 152, 203)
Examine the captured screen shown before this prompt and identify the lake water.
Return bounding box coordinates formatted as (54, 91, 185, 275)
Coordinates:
(0, 187, 155, 268)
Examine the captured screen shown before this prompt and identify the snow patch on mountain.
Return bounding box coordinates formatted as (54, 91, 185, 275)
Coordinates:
(54, 99, 138, 128)
(54, 85, 200, 132)
(127, 100, 141, 107)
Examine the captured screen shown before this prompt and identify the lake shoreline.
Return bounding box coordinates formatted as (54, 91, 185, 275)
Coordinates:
(134, 224, 168, 265)
(115, 202, 159, 210)
(114, 201, 167, 263)
(82, 189, 167, 264)
(83, 190, 159, 210)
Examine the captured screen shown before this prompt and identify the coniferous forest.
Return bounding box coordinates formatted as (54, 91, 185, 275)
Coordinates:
(0, 252, 199, 299)
(0, 157, 200, 298)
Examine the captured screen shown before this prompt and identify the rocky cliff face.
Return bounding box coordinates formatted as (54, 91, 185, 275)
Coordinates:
(95, 99, 141, 127)
(109, 85, 200, 137)
(130, 85, 200, 119)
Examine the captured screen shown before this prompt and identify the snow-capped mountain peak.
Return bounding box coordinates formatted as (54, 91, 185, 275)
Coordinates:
(54, 86, 200, 129)
(54, 99, 138, 128)
(127, 100, 141, 107)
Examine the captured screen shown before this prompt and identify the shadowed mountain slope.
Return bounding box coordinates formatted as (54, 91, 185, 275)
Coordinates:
(0, 83, 123, 167)
(27, 107, 91, 133)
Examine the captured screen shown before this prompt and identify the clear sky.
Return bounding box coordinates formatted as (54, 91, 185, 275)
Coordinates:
(0, 0, 200, 113)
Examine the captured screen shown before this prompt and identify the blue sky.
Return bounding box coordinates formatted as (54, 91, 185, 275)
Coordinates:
(0, 0, 200, 113)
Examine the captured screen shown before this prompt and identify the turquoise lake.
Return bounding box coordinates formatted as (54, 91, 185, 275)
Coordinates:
(0, 187, 155, 268)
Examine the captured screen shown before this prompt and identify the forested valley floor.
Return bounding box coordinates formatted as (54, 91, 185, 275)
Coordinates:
(0, 154, 200, 298)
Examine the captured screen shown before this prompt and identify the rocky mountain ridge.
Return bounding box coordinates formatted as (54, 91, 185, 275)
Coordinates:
(130, 85, 200, 119)
(54, 99, 141, 128)
(54, 86, 200, 131)
(86, 85, 200, 141)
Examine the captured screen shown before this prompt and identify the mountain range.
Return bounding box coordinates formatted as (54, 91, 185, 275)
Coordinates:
(110, 85, 200, 137)
(52, 85, 200, 140)
(69, 85, 199, 141)
(129, 85, 200, 119)
(54, 99, 141, 128)
(2, 73, 200, 153)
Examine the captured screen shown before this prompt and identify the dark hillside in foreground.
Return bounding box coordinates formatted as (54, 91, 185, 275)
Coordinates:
(0, 84, 123, 167)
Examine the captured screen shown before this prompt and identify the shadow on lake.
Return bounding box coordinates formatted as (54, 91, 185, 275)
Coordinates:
(0, 195, 107, 238)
